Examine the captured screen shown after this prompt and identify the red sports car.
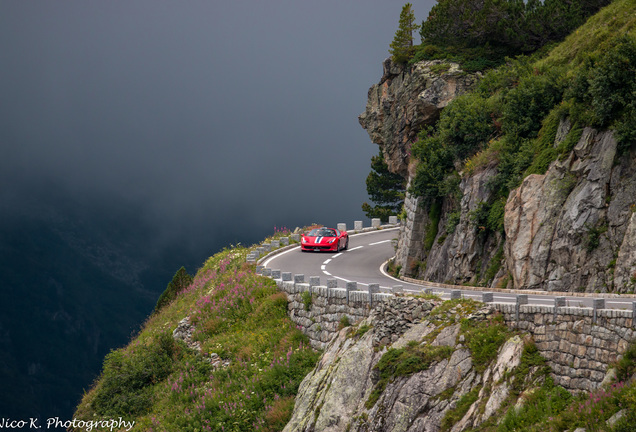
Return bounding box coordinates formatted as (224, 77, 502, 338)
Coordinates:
(301, 227, 349, 252)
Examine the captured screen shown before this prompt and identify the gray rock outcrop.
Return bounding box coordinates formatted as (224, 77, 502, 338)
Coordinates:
(359, 58, 480, 178)
(284, 302, 541, 432)
(505, 124, 636, 292)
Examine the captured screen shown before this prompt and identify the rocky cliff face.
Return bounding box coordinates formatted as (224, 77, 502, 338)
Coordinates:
(360, 58, 504, 287)
(505, 123, 636, 292)
(359, 58, 480, 179)
(361, 58, 636, 293)
(283, 298, 549, 432)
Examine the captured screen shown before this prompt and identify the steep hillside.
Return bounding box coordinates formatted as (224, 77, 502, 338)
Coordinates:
(361, 0, 636, 293)
(72, 233, 321, 431)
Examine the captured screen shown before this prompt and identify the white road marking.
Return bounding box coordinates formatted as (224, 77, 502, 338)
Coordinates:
(261, 245, 299, 267)
(323, 259, 332, 264)
(321, 265, 326, 270)
(332, 253, 343, 258)
(368, 239, 392, 246)
(323, 270, 332, 276)
(348, 227, 400, 237)
(348, 246, 364, 251)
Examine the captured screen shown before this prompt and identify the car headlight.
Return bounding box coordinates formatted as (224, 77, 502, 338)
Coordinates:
(328, 238, 335, 244)
(302, 237, 307, 243)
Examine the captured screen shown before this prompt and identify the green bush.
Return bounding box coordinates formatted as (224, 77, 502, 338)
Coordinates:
(437, 94, 498, 161)
(410, 132, 454, 202)
(615, 340, 636, 382)
(339, 315, 351, 329)
(440, 387, 479, 432)
(469, 199, 505, 235)
(155, 267, 193, 313)
(410, 94, 497, 202)
(460, 314, 511, 373)
(567, 35, 636, 154)
(501, 70, 565, 139)
(445, 211, 461, 234)
(484, 245, 505, 284)
(301, 290, 313, 311)
(499, 384, 572, 432)
(585, 221, 608, 252)
(92, 332, 177, 416)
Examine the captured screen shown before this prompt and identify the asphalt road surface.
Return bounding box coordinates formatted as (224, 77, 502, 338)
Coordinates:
(262, 228, 636, 311)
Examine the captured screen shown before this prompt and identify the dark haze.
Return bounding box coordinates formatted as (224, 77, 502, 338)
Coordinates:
(0, 0, 434, 423)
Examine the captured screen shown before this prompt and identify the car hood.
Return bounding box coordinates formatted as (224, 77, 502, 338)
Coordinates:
(303, 235, 336, 243)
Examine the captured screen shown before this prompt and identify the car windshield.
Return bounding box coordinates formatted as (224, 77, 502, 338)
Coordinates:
(308, 228, 337, 237)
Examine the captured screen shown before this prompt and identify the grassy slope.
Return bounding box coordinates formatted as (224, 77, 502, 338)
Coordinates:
(537, 0, 636, 69)
(73, 232, 320, 432)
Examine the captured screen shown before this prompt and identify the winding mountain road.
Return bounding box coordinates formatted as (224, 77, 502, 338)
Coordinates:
(262, 227, 636, 311)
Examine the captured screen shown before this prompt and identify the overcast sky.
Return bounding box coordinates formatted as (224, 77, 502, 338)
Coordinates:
(0, 1, 435, 253)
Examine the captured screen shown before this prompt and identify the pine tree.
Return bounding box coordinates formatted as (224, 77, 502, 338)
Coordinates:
(362, 150, 406, 222)
(389, 3, 420, 64)
(154, 267, 193, 313)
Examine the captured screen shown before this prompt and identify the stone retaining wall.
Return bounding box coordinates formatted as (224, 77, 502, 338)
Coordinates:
(275, 278, 393, 350)
(494, 302, 635, 391)
(263, 271, 636, 390)
(394, 188, 427, 277)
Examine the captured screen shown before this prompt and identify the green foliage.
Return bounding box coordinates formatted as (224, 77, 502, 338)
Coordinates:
(468, 198, 505, 235)
(410, 94, 497, 202)
(429, 298, 480, 322)
(437, 95, 498, 161)
(366, 342, 453, 408)
(441, 387, 480, 432)
(509, 341, 554, 395)
(615, 340, 636, 383)
(424, 200, 442, 250)
(362, 150, 406, 222)
(460, 314, 511, 373)
(499, 384, 572, 432)
(386, 259, 402, 278)
(92, 332, 177, 417)
(484, 245, 505, 284)
(487, 198, 506, 233)
(585, 220, 608, 252)
(566, 35, 636, 154)
(411, 31, 634, 229)
(354, 324, 372, 339)
(410, 0, 635, 224)
(551, 381, 636, 432)
(485, 339, 636, 432)
(501, 70, 565, 139)
(389, 3, 420, 64)
(445, 210, 461, 234)
(301, 290, 313, 312)
(155, 266, 193, 313)
(419, 0, 610, 67)
(410, 133, 454, 202)
(411, 43, 505, 72)
(339, 315, 351, 329)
